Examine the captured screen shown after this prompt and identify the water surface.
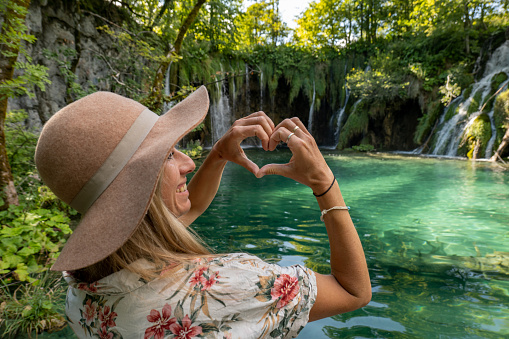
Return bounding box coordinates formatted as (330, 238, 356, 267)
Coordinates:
(193, 150, 509, 338)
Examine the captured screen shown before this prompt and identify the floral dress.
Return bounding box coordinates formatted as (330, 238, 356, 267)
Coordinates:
(64, 253, 317, 339)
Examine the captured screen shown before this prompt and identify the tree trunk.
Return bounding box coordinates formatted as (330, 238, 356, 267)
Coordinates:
(490, 127, 509, 162)
(0, 0, 30, 209)
(147, 0, 207, 112)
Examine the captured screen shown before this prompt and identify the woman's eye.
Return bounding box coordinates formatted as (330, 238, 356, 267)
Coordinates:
(167, 152, 174, 160)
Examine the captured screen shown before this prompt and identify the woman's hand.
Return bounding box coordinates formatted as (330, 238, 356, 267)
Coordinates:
(257, 118, 334, 194)
(212, 111, 275, 175)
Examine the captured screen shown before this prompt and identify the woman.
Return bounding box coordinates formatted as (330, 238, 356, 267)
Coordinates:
(35, 86, 370, 338)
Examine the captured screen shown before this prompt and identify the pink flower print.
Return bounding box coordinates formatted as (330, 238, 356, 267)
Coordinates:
(189, 268, 207, 287)
(99, 305, 117, 328)
(201, 271, 219, 291)
(271, 274, 300, 308)
(144, 303, 176, 339)
(169, 315, 202, 339)
(77, 281, 98, 292)
(82, 299, 98, 326)
(97, 324, 114, 339)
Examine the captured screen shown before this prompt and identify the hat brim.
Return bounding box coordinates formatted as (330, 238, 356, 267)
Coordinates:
(51, 86, 209, 271)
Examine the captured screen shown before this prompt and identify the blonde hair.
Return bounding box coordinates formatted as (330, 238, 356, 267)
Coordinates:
(72, 171, 211, 283)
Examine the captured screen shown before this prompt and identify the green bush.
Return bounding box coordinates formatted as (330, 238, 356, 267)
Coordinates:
(352, 144, 375, 152)
(0, 202, 72, 282)
(0, 271, 67, 337)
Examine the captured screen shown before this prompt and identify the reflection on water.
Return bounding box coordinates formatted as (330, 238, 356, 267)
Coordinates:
(193, 150, 509, 338)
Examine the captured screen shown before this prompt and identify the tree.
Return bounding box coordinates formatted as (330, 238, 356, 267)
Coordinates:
(0, 0, 49, 209)
(236, 0, 289, 47)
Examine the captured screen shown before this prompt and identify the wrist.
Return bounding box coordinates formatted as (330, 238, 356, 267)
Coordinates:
(309, 171, 335, 195)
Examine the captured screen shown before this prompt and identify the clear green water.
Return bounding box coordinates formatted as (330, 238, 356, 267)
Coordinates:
(43, 150, 509, 338)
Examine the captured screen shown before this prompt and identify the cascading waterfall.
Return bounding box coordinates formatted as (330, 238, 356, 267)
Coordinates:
(331, 86, 350, 148)
(430, 41, 509, 158)
(259, 71, 264, 111)
(210, 65, 232, 144)
(162, 61, 174, 113)
(307, 81, 316, 133)
(245, 64, 250, 113)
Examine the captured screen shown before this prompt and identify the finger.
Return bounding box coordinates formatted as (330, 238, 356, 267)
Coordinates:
(245, 111, 275, 130)
(231, 125, 271, 150)
(235, 153, 260, 175)
(290, 117, 311, 137)
(268, 126, 292, 151)
(235, 114, 274, 145)
(257, 163, 292, 179)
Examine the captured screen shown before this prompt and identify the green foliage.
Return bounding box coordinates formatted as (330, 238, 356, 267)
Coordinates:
(0, 271, 67, 337)
(0, 200, 72, 282)
(181, 139, 204, 159)
(346, 68, 409, 102)
(4, 110, 38, 179)
(0, 62, 50, 100)
(439, 74, 462, 105)
(235, 0, 289, 47)
(42, 47, 91, 101)
(2, 111, 75, 282)
(0, 0, 50, 101)
(352, 144, 374, 152)
(414, 100, 443, 144)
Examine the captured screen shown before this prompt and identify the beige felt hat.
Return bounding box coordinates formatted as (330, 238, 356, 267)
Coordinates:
(35, 86, 209, 271)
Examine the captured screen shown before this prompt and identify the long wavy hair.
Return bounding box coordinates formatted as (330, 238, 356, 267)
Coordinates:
(72, 168, 211, 283)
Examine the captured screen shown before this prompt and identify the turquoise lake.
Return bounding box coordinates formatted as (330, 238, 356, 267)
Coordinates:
(193, 149, 509, 338)
(44, 150, 509, 338)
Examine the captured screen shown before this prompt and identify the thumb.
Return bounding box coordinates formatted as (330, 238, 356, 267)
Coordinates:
(256, 163, 292, 179)
(234, 155, 260, 176)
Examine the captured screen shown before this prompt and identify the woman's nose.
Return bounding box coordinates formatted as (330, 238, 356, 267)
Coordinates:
(177, 150, 196, 174)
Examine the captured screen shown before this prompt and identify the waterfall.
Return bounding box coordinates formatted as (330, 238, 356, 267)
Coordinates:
(259, 71, 264, 111)
(430, 41, 509, 158)
(245, 64, 250, 113)
(331, 86, 350, 148)
(307, 81, 316, 133)
(210, 66, 232, 144)
(162, 61, 174, 113)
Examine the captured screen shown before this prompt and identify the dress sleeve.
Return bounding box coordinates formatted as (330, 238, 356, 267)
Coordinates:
(214, 253, 318, 339)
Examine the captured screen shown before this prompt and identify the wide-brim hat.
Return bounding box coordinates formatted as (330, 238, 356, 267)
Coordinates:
(35, 86, 209, 271)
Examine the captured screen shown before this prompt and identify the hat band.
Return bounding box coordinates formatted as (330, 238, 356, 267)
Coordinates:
(70, 108, 159, 213)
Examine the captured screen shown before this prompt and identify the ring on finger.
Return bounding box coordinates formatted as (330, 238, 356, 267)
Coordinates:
(286, 132, 295, 143)
(293, 126, 300, 133)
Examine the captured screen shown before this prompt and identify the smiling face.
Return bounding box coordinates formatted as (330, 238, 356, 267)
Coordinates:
(160, 148, 196, 217)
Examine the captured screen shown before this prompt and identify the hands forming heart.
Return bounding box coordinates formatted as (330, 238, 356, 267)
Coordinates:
(212, 112, 335, 195)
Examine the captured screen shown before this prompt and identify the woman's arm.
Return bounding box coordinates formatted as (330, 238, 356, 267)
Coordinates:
(179, 112, 274, 225)
(257, 117, 371, 321)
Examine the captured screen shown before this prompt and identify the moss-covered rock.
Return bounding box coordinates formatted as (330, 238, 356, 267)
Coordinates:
(462, 84, 474, 100)
(457, 113, 492, 159)
(467, 89, 483, 116)
(480, 72, 509, 114)
(444, 100, 460, 121)
(493, 89, 509, 151)
(491, 72, 508, 93)
(337, 101, 369, 149)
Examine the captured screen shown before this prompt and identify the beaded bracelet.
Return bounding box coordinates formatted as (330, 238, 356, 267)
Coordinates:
(313, 176, 336, 197)
(320, 206, 351, 221)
